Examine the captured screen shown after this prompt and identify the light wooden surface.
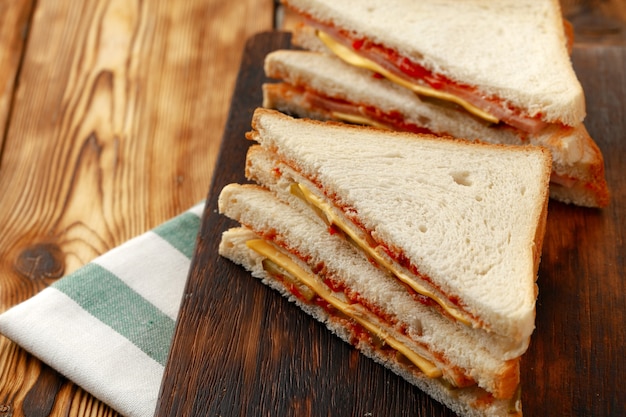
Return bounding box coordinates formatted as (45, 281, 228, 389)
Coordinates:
(0, 1, 624, 416)
(0, 0, 274, 416)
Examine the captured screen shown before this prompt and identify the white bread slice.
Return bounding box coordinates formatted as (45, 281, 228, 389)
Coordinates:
(283, 0, 585, 127)
(245, 108, 551, 354)
(262, 49, 609, 207)
(220, 226, 523, 417)
(218, 183, 521, 400)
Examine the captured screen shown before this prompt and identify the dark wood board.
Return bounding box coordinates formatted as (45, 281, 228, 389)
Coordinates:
(155, 31, 625, 417)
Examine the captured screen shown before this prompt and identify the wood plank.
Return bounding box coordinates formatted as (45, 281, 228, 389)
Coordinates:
(0, 0, 35, 149)
(0, 0, 274, 415)
(155, 32, 296, 416)
(157, 32, 625, 417)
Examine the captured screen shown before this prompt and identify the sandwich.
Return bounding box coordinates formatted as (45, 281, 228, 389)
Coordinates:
(283, 0, 580, 132)
(218, 108, 552, 416)
(269, 0, 609, 208)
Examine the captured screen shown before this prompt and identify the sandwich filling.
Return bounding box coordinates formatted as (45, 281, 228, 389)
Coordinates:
(247, 238, 444, 378)
(265, 82, 436, 135)
(293, 11, 550, 134)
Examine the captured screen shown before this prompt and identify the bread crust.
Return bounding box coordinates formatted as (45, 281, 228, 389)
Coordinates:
(250, 107, 553, 162)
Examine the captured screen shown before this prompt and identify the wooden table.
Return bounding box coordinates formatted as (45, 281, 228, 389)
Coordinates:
(0, 1, 274, 416)
(0, 1, 624, 416)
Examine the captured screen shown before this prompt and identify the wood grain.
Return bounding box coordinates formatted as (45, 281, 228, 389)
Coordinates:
(526, 44, 626, 417)
(0, 0, 274, 416)
(0, 0, 35, 149)
(157, 33, 625, 417)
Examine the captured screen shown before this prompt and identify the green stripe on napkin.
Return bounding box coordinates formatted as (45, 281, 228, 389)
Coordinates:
(53, 264, 175, 366)
(153, 211, 202, 259)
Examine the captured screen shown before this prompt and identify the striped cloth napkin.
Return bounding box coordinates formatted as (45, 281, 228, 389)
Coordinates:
(0, 202, 205, 417)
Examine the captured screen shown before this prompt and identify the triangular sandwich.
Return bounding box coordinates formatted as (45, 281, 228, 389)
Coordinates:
(218, 109, 552, 417)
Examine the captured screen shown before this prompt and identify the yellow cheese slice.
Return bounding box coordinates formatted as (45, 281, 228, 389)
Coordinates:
(331, 111, 392, 130)
(292, 182, 472, 327)
(317, 31, 499, 125)
(246, 238, 443, 379)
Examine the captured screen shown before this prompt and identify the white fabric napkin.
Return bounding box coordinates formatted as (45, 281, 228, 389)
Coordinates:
(0, 202, 205, 417)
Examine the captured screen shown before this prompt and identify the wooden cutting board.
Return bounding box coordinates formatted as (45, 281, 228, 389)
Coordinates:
(155, 31, 625, 417)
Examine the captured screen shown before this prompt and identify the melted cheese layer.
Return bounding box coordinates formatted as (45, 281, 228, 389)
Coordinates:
(317, 31, 499, 125)
(331, 111, 392, 130)
(246, 238, 442, 379)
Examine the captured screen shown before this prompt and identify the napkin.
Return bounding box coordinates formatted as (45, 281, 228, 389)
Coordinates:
(0, 202, 205, 417)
